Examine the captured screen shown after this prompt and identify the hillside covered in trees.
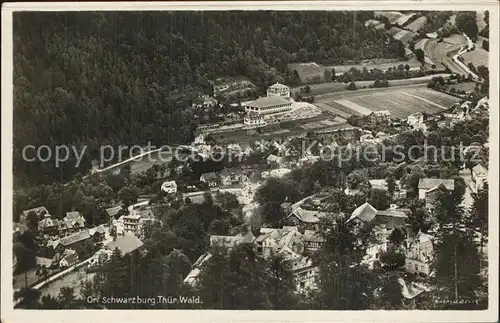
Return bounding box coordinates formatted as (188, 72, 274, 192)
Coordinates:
(14, 11, 398, 187)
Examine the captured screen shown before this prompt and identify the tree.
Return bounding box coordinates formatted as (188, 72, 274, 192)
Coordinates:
(415, 48, 425, 64)
(303, 85, 311, 93)
(368, 189, 391, 211)
(406, 198, 431, 235)
(323, 69, 332, 82)
(260, 201, 286, 227)
(36, 265, 50, 283)
(161, 249, 192, 296)
(378, 272, 403, 309)
(58, 287, 76, 309)
(26, 210, 39, 233)
(267, 254, 298, 309)
(331, 68, 336, 81)
(118, 185, 139, 208)
(386, 174, 397, 194)
(482, 40, 489, 51)
(345, 81, 357, 91)
(388, 228, 405, 246)
(471, 183, 488, 255)
(404, 64, 410, 72)
(216, 192, 240, 211)
(315, 214, 378, 310)
(14, 287, 41, 308)
(379, 247, 406, 271)
(197, 243, 276, 309)
(254, 178, 301, 206)
(435, 231, 481, 305)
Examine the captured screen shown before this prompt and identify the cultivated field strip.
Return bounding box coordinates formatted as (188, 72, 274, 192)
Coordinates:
(317, 86, 459, 119)
(335, 99, 373, 115)
(406, 17, 428, 32)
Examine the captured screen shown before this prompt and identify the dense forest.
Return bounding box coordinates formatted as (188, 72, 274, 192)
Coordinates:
(14, 11, 396, 187)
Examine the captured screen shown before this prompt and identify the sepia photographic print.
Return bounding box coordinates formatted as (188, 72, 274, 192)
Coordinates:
(1, 1, 498, 323)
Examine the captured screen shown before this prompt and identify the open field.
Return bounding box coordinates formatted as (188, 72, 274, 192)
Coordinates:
(406, 17, 428, 32)
(288, 59, 421, 82)
(365, 19, 385, 30)
(423, 36, 466, 74)
(130, 151, 172, 174)
(450, 82, 477, 93)
(291, 74, 451, 97)
(395, 13, 416, 26)
(444, 34, 468, 47)
(461, 47, 489, 68)
(375, 11, 404, 24)
(315, 85, 459, 119)
(387, 27, 417, 44)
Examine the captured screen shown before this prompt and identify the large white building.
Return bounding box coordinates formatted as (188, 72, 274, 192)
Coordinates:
(245, 96, 292, 115)
(244, 83, 292, 124)
(267, 82, 291, 98)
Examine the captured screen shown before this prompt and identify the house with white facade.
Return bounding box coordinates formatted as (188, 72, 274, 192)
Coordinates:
(267, 82, 291, 99)
(405, 231, 434, 276)
(161, 180, 178, 194)
(471, 164, 488, 192)
(254, 226, 304, 257)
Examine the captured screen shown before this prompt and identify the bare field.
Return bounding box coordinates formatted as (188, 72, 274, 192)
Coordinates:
(395, 13, 416, 26)
(388, 27, 417, 44)
(288, 59, 421, 82)
(444, 34, 468, 47)
(292, 74, 452, 97)
(375, 11, 404, 24)
(450, 82, 476, 93)
(317, 86, 459, 119)
(406, 17, 428, 32)
(461, 48, 489, 68)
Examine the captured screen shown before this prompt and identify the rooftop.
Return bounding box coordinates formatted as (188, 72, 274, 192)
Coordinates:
(106, 232, 144, 255)
(59, 230, 91, 247)
(288, 207, 328, 223)
(22, 206, 49, 218)
(347, 202, 377, 223)
(472, 164, 487, 177)
(268, 82, 289, 90)
(105, 206, 123, 218)
(247, 96, 290, 109)
(200, 172, 218, 181)
(418, 178, 455, 191)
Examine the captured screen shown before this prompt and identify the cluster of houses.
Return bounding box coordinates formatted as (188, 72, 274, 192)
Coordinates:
(199, 168, 252, 188)
(183, 225, 322, 292)
(15, 207, 88, 240)
(183, 173, 454, 300)
(15, 204, 147, 274)
(14, 206, 110, 270)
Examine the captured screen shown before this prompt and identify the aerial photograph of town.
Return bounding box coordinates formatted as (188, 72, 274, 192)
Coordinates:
(7, 8, 492, 313)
